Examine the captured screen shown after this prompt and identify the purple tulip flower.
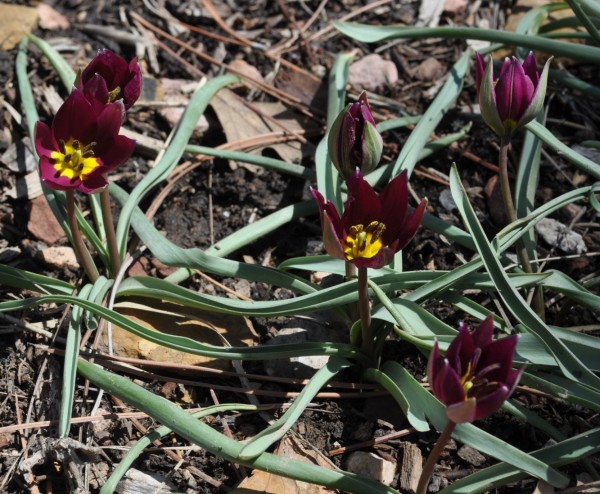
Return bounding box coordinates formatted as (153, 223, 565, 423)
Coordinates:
(475, 52, 551, 140)
(311, 170, 426, 269)
(328, 91, 383, 178)
(79, 48, 142, 112)
(427, 315, 523, 424)
(35, 88, 136, 194)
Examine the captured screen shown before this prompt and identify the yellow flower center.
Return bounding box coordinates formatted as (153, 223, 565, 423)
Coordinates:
(343, 221, 386, 260)
(50, 138, 99, 181)
(108, 86, 122, 103)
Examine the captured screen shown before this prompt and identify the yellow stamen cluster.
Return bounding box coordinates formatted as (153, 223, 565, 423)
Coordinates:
(344, 221, 386, 260)
(50, 138, 99, 180)
(108, 87, 122, 103)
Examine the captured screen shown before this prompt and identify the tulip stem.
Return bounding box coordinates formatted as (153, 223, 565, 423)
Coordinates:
(498, 139, 545, 319)
(100, 187, 122, 277)
(357, 267, 373, 361)
(416, 420, 456, 494)
(66, 190, 99, 283)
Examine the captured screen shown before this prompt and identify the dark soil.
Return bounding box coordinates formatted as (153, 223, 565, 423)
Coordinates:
(1, 0, 599, 493)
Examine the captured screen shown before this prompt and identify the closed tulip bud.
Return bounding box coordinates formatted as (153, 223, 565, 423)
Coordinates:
(328, 92, 383, 178)
(475, 52, 551, 140)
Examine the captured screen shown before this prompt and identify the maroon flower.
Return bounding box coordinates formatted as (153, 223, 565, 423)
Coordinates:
(79, 49, 142, 112)
(328, 91, 383, 178)
(427, 315, 522, 424)
(311, 170, 426, 269)
(34, 88, 136, 194)
(475, 52, 551, 139)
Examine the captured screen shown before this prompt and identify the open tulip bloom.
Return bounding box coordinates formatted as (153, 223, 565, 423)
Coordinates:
(427, 315, 523, 424)
(79, 48, 142, 112)
(311, 170, 426, 269)
(475, 52, 551, 140)
(35, 88, 136, 194)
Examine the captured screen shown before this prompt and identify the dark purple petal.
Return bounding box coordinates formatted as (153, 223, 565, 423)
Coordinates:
(97, 134, 136, 171)
(343, 170, 382, 228)
(123, 58, 142, 108)
(472, 314, 495, 349)
(311, 187, 343, 238)
(472, 385, 510, 421)
(52, 89, 97, 144)
(357, 91, 376, 125)
(79, 171, 109, 194)
(476, 334, 518, 382)
(433, 359, 465, 406)
(506, 59, 535, 122)
(322, 212, 346, 260)
(390, 198, 427, 252)
(379, 171, 409, 242)
(494, 59, 517, 123)
(95, 102, 125, 145)
(34, 121, 55, 158)
(82, 49, 128, 89)
(475, 52, 486, 97)
(82, 74, 110, 113)
(522, 52, 539, 85)
(39, 156, 78, 191)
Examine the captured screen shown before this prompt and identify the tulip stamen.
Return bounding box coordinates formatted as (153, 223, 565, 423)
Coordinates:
(50, 137, 100, 181)
(344, 221, 386, 261)
(108, 87, 122, 103)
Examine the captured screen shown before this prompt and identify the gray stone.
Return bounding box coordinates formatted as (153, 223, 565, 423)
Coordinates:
(535, 218, 587, 255)
(346, 451, 396, 486)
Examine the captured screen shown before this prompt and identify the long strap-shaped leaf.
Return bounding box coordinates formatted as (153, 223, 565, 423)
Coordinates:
(78, 358, 401, 494)
(0, 296, 367, 363)
(115, 75, 240, 256)
(333, 22, 600, 63)
(525, 120, 600, 179)
(449, 164, 600, 391)
(443, 427, 600, 493)
(238, 356, 352, 460)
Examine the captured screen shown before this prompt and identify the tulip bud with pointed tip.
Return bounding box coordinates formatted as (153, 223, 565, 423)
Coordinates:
(475, 52, 551, 140)
(327, 92, 383, 178)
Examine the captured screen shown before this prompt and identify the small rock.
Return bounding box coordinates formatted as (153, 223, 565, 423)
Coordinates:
(37, 3, 70, 30)
(127, 257, 149, 278)
(535, 218, 587, 255)
(444, 0, 467, 14)
(457, 445, 486, 466)
(349, 54, 398, 91)
(39, 246, 79, 271)
(28, 196, 66, 245)
(346, 451, 396, 486)
(352, 421, 374, 442)
(117, 468, 177, 493)
(413, 57, 444, 81)
(439, 189, 456, 211)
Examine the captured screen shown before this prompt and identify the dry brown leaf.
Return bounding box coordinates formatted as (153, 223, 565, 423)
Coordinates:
(230, 437, 337, 494)
(210, 88, 308, 166)
(105, 299, 258, 370)
(0, 4, 38, 50)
